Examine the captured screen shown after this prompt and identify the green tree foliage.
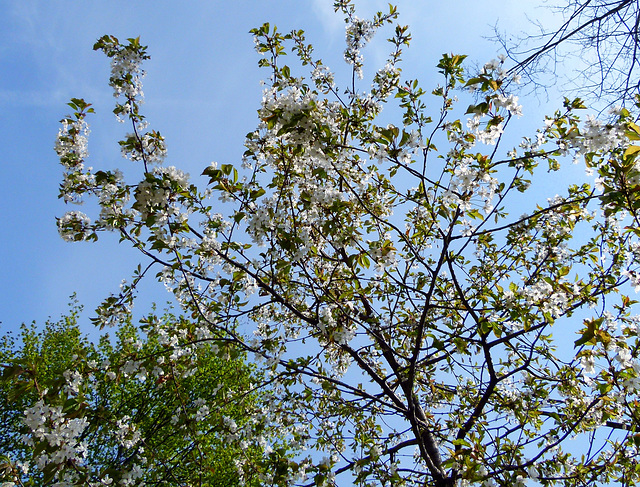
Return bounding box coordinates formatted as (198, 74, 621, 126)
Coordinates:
(9, 0, 640, 485)
(0, 300, 286, 486)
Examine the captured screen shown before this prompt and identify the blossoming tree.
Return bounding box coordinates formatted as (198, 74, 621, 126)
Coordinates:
(9, 0, 640, 485)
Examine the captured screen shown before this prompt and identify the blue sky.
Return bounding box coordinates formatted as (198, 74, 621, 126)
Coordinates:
(0, 1, 559, 336)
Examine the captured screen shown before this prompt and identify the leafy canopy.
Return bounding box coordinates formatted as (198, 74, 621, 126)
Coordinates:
(0, 300, 287, 486)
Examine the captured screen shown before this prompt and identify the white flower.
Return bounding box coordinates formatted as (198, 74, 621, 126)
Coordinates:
(195, 404, 210, 422)
(495, 94, 523, 117)
(344, 17, 376, 78)
(580, 355, 595, 375)
(623, 270, 640, 292)
(55, 119, 90, 166)
(311, 64, 335, 88)
(154, 165, 189, 187)
(63, 370, 83, 395)
(57, 211, 92, 242)
(22, 400, 89, 469)
(369, 445, 382, 459)
(101, 475, 113, 485)
(616, 347, 633, 368)
(223, 416, 238, 433)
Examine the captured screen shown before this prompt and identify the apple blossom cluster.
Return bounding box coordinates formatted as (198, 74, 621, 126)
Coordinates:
(466, 114, 504, 145)
(120, 131, 167, 164)
(623, 269, 640, 292)
(344, 17, 376, 79)
(247, 86, 404, 267)
(133, 166, 188, 221)
(54, 118, 89, 168)
(442, 158, 499, 217)
(466, 101, 522, 146)
(494, 93, 523, 117)
(317, 305, 357, 346)
(57, 210, 92, 242)
(367, 235, 398, 273)
(22, 400, 89, 483)
(481, 56, 508, 82)
(576, 114, 627, 155)
(99, 36, 147, 102)
(311, 64, 335, 90)
(521, 279, 569, 318)
(59, 169, 96, 205)
(260, 85, 318, 144)
(96, 170, 133, 230)
(113, 416, 141, 450)
(372, 63, 400, 99)
(54, 107, 97, 205)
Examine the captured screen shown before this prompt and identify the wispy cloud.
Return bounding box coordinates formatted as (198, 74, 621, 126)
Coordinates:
(312, 0, 344, 41)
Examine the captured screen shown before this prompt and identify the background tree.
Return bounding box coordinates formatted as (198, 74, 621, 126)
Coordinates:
(13, 0, 640, 485)
(0, 300, 290, 486)
(499, 0, 640, 109)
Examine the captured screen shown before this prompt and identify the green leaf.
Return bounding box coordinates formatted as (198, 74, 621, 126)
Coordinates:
(1, 364, 24, 381)
(624, 145, 640, 158)
(626, 122, 640, 140)
(466, 102, 488, 115)
(575, 317, 603, 347)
